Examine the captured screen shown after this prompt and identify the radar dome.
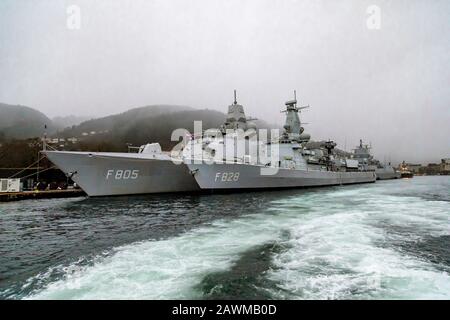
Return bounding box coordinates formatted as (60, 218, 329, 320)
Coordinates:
(247, 121, 257, 130)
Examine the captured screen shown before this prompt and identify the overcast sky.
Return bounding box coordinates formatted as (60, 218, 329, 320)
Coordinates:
(0, 0, 449, 163)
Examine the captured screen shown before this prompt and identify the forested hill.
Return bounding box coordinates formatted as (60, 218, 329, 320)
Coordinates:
(58, 107, 274, 151)
(0, 103, 55, 139)
(0, 103, 274, 155)
(56, 104, 194, 138)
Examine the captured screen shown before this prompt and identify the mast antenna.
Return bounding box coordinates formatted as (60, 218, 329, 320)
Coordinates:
(43, 124, 47, 151)
(233, 90, 237, 105)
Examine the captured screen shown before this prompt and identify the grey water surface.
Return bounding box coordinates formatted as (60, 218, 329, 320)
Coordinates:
(0, 176, 448, 299)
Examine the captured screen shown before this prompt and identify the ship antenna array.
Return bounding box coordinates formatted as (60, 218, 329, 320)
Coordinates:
(282, 90, 310, 112)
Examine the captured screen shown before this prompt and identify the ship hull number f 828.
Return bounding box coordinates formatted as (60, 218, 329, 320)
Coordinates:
(214, 172, 240, 182)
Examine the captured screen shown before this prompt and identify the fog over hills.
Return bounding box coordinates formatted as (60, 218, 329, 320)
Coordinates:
(2, 1, 448, 163)
(58, 104, 194, 136)
(0, 99, 445, 165)
(0, 103, 274, 150)
(0, 103, 55, 139)
(52, 115, 91, 129)
(57, 104, 275, 150)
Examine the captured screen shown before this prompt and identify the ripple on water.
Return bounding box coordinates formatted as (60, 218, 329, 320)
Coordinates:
(0, 177, 449, 299)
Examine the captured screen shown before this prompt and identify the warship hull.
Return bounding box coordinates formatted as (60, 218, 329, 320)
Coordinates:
(187, 162, 376, 190)
(44, 151, 199, 196)
(375, 167, 401, 180)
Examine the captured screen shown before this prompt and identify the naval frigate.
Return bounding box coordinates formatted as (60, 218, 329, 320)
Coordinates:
(43, 93, 256, 196)
(185, 93, 377, 190)
(44, 144, 199, 196)
(352, 140, 400, 180)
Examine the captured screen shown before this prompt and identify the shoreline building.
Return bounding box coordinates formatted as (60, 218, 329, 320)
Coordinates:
(441, 158, 450, 175)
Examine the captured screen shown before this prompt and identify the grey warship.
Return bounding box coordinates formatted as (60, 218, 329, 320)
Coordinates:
(44, 143, 199, 196)
(43, 94, 257, 196)
(352, 140, 400, 180)
(186, 93, 376, 190)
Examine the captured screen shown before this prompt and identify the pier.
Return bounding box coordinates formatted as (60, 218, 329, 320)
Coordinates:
(0, 189, 86, 202)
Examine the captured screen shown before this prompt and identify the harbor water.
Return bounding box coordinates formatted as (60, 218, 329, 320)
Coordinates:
(0, 176, 449, 299)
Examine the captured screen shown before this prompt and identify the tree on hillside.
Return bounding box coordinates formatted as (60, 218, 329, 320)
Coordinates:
(0, 138, 44, 168)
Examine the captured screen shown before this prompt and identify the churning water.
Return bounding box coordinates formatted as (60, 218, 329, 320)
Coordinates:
(0, 176, 449, 299)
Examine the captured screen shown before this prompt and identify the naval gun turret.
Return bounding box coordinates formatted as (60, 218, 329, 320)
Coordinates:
(281, 91, 311, 143)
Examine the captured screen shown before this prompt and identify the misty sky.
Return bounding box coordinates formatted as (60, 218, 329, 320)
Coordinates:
(0, 0, 449, 163)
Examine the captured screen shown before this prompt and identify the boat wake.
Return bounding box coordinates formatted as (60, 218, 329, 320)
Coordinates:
(18, 180, 449, 300)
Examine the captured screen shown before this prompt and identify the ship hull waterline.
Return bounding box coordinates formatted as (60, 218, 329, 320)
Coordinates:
(375, 168, 401, 180)
(44, 151, 200, 197)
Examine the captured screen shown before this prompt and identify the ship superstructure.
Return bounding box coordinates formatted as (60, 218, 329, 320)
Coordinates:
(43, 91, 256, 196)
(186, 93, 376, 190)
(352, 139, 400, 180)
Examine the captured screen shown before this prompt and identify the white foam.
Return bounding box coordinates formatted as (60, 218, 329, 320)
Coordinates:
(26, 181, 450, 300)
(268, 185, 450, 299)
(27, 214, 293, 299)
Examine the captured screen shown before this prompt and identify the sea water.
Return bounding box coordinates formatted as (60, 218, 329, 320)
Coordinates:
(0, 176, 448, 299)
